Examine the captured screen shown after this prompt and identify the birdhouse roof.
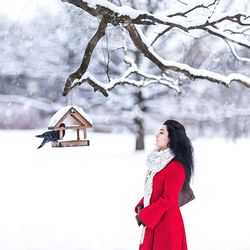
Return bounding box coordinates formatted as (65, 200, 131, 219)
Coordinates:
(48, 105, 93, 128)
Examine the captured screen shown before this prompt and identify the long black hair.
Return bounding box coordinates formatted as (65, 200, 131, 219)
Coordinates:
(163, 120, 194, 188)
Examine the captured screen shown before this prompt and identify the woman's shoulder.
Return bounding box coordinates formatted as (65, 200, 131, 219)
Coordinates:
(169, 158, 182, 166)
(166, 159, 185, 173)
(156, 159, 185, 179)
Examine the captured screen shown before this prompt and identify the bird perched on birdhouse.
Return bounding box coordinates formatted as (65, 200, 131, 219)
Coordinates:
(46, 105, 93, 148)
(36, 123, 66, 149)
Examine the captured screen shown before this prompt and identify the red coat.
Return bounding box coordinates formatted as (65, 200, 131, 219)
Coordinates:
(135, 159, 188, 250)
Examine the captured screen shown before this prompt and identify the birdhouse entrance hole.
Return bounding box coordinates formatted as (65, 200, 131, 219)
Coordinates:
(48, 106, 93, 148)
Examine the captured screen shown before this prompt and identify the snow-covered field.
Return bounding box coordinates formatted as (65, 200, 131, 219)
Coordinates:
(0, 130, 249, 250)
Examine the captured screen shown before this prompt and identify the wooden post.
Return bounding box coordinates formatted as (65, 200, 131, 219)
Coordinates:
(77, 129, 80, 141)
(83, 128, 87, 139)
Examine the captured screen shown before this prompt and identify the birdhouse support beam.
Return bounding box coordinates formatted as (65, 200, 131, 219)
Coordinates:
(77, 129, 80, 141)
(83, 128, 87, 139)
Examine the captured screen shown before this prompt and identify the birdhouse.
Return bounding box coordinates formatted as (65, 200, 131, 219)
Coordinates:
(48, 105, 93, 147)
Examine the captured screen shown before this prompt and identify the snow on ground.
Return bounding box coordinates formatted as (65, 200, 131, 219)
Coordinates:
(0, 130, 249, 250)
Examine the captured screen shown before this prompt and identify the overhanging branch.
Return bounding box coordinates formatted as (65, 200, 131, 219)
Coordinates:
(61, 0, 250, 97)
(63, 16, 108, 96)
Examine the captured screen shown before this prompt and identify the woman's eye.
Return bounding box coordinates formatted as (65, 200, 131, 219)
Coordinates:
(160, 131, 164, 134)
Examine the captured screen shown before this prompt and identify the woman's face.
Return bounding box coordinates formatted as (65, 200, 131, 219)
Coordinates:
(155, 125, 170, 150)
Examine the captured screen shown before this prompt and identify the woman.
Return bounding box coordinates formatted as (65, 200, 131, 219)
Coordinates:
(135, 120, 195, 250)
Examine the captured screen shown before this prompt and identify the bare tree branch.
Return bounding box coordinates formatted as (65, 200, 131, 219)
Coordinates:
(63, 16, 108, 96)
(168, 0, 217, 18)
(205, 25, 250, 49)
(61, 0, 250, 97)
(150, 26, 173, 46)
(124, 22, 250, 88)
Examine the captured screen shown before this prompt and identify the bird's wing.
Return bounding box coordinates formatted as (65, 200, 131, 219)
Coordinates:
(49, 130, 60, 140)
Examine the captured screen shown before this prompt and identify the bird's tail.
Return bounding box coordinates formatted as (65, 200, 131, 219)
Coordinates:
(37, 139, 48, 149)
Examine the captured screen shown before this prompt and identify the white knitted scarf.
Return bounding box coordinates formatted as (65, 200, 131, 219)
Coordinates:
(144, 147, 175, 206)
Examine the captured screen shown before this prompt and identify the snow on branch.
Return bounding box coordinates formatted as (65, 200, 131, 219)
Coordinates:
(61, 0, 250, 97)
(226, 41, 250, 62)
(72, 64, 180, 97)
(125, 22, 250, 88)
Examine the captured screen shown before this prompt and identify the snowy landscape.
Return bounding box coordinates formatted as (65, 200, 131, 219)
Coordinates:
(0, 130, 249, 250)
(0, 0, 250, 249)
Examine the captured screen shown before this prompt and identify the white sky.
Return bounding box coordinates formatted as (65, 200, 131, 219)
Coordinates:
(0, 0, 60, 21)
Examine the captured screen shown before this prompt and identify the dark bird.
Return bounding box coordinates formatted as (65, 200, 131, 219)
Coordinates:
(36, 123, 65, 149)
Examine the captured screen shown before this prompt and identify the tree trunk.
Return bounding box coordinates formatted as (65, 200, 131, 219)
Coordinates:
(134, 117, 145, 151)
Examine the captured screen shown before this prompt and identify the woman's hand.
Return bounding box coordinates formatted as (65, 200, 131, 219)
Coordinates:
(135, 214, 146, 227)
(137, 204, 144, 213)
(135, 202, 145, 226)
